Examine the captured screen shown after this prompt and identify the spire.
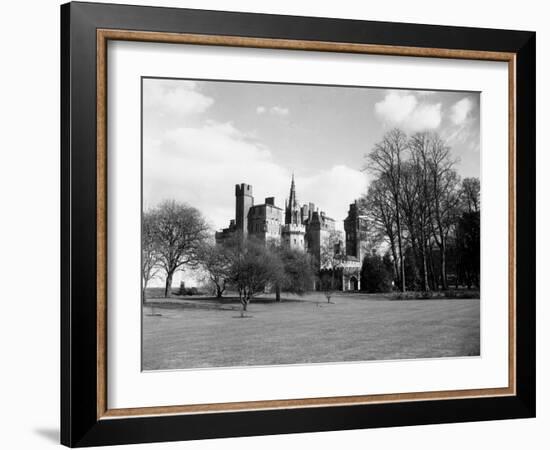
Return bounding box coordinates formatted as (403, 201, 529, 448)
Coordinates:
(289, 172, 297, 207)
(285, 173, 301, 225)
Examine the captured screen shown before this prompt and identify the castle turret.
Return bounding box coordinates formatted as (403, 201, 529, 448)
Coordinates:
(235, 183, 253, 238)
(344, 200, 366, 262)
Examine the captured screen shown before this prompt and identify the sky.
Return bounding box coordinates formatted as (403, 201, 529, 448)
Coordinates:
(142, 78, 480, 233)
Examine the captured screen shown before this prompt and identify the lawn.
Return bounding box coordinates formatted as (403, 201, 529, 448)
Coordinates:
(142, 292, 480, 370)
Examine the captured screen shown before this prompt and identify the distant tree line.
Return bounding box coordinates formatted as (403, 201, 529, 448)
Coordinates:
(361, 128, 480, 292)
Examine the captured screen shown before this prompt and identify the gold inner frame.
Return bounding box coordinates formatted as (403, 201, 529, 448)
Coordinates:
(96, 29, 517, 420)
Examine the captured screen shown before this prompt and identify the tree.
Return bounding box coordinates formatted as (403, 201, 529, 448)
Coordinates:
(460, 177, 480, 213)
(318, 229, 345, 303)
(275, 247, 315, 300)
(142, 210, 161, 303)
(408, 132, 439, 291)
(361, 179, 399, 286)
(229, 237, 285, 317)
(360, 251, 393, 293)
(455, 177, 480, 288)
(366, 129, 408, 291)
(399, 160, 423, 289)
(425, 136, 460, 289)
(455, 210, 480, 288)
(151, 200, 210, 297)
(363, 129, 470, 292)
(198, 241, 233, 298)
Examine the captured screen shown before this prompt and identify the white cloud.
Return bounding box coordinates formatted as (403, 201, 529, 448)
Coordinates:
(256, 105, 290, 116)
(144, 120, 365, 232)
(298, 166, 368, 227)
(450, 97, 474, 125)
(144, 120, 287, 230)
(375, 91, 442, 132)
(270, 106, 289, 116)
(143, 79, 214, 118)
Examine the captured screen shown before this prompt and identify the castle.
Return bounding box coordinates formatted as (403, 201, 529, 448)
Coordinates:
(215, 176, 366, 291)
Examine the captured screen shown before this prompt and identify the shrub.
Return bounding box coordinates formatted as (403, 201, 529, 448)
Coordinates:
(391, 290, 480, 300)
(185, 287, 199, 296)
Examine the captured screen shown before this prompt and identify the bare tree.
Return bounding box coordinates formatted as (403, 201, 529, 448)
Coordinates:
(362, 129, 471, 292)
(399, 161, 422, 289)
(142, 210, 161, 303)
(460, 177, 480, 213)
(365, 128, 408, 291)
(151, 200, 210, 297)
(408, 132, 439, 291)
(318, 229, 345, 302)
(198, 240, 233, 298)
(361, 179, 399, 285)
(426, 135, 461, 290)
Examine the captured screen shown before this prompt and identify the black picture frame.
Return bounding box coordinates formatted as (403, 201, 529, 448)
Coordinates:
(61, 1, 536, 447)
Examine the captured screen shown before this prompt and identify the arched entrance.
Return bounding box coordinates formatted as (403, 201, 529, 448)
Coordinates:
(350, 276, 358, 291)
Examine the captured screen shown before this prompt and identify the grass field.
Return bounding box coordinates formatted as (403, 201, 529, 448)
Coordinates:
(142, 292, 480, 370)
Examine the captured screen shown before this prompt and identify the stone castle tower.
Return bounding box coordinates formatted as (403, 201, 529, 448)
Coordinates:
(282, 174, 306, 250)
(235, 183, 253, 238)
(343, 200, 365, 263)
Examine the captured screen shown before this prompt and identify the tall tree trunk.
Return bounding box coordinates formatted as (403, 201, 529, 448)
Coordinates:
(410, 235, 420, 290)
(394, 203, 406, 292)
(420, 229, 429, 292)
(440, 241, 448, 290)
(388, 234, 399, 290)
(239, 291, 247, 317)
(428, 244, 437, 290)
(164, 271, 173, 298)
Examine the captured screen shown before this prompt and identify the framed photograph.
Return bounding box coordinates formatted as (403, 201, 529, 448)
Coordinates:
(61, 2, 536, 447)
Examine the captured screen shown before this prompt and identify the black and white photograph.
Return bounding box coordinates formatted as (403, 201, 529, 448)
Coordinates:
(141, 78, 481, 371)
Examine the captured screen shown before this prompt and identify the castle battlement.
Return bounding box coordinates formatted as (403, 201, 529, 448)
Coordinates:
(235, 183, 253, 196)
(282, 223, 306, 234)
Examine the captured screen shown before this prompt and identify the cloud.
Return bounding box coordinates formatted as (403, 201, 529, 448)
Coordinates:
(144, 119, 286, 230)
(450, 97, 474, 125)
(270, 106, 289, 116)
(298, 166, 368, 226)
(256, 105, 290, 116)
(442, 96, 479, 156)
(374, 91, 442, 132)
(143, 79, 214, 118)
(144, 120, 365, 232)
(416, 91, 436, 97)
